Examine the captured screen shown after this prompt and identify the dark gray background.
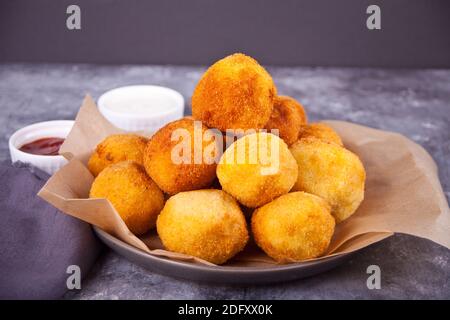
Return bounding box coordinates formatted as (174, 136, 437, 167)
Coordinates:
(1, 0, 450, 68)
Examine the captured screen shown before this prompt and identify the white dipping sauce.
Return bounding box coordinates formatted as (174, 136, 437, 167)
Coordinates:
(98, 85, 185, 132)
(105, 92, 177, 115)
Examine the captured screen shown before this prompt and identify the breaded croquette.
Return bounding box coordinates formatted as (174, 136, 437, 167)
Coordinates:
(265, 95, 308, 145)
(157, 189, 249, 264)
(298, 122, 343, 146)
(289, 138, 365, 222)
(143, 117, 219, 195)
(252, 192, 335, 262)
(217, 132, 298, 208)
(192, 53, 277, 131)
(88, 133, 148, 176)
(89, 161, 164, 235)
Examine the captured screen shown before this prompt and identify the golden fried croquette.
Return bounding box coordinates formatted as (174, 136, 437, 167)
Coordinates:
(88, 134, 148, 176)
(217, 132, 298, 208)
(90, 161, 164, 235)
(143, 117, 219, 195)
(192, 53, 277, 131)
(252, 192, 335, 262)
(295, 98, 308, 124)
(157, 189, 249, 264)
(289, 138, 365, 222)
(264, 95, 308, 145)
(298, 122, 343, 146)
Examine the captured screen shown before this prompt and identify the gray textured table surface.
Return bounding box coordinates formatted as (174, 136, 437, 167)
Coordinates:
(0, 63, 449, 299)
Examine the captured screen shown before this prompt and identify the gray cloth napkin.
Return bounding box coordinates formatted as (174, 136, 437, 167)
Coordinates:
(0, 161, 102, 299)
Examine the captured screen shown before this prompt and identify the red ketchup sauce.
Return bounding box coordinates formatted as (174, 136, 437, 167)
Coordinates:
(19, 137, 65, 156)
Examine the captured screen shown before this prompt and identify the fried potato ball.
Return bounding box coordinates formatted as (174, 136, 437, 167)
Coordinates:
(289, 138, 365, 222)
(88, 134, 148, 177)
(192, 53, 277, 131)
(264, 95, 308, 146)
(298, 122, 343, 146)
(157, 189, 249, 264)
(217, 132, 298, 208)
(252, 192, 335, 262)
(90, 161, 164, 235)
(143, 117, 219, 195)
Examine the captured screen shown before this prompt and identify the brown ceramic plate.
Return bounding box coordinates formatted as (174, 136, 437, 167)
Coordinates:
(93, 227, 354, 284)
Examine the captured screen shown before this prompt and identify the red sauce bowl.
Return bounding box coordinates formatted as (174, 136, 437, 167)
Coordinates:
(9, 121, 74, 175)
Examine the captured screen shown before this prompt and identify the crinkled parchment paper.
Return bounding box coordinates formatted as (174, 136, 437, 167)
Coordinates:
(38, 95, 450, 266)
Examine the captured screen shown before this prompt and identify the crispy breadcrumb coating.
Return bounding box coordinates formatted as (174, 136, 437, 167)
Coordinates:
(157, 189, 249, 264)
(298, 123, 343, 146)
(89, 161, 164, 235)
(192, 53, 276, 131)
(217, 132, 298, 208)
(289, 138, 365, 222)
(88, 134, 148, 177)
(252, 192, 335, 262)
(143, 118, 219, 195)
(265, 95, 308, 145)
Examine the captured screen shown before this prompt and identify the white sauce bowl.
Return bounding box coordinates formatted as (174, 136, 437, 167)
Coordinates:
(97, 85, 185, 132)
(9, 120, 74, 175)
